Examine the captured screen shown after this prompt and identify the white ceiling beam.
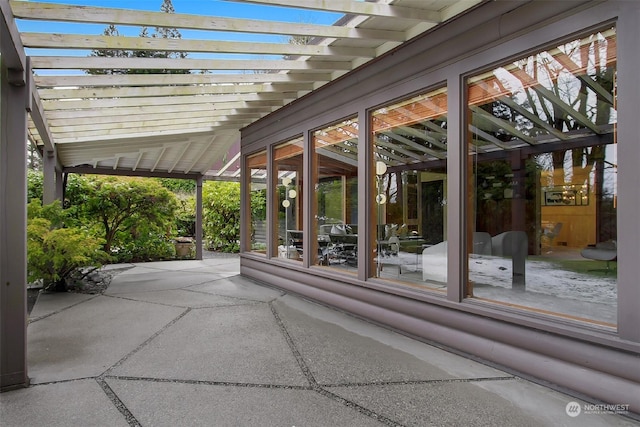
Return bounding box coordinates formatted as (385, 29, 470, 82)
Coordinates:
(55, 128, 219, 144)
(184, 137, 216, 174)
(132, 151, 144, 171)
(21, 33, 375, 59)
(43, 94, 291, 111)
(52, 120, 250, 140)
(168, 141, 192, 173)
(30, 56, 353, 72)
(51, 117, 228, 135)
(151, 147, 167, 172)
(51, 115, 262, 133)
(46, 104, 274, 120)
(216, 152, 241, 176)
(47, 109, 259, 127)
(10, 1, 405, 42)
(228, 0, 442, 22)
(38, 82, 314, 100)
(50, 116, 249, 133)
(34, 72, 332, 88)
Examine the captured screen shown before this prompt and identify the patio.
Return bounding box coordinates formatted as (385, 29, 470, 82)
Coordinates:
(1, 256, 636, 426)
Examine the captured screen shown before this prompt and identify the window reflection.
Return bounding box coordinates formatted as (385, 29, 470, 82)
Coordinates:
(371, 89, 448, 291)
(466, 27, 617, 326)
(274, 137, 304, 261)
(248, 151, 267, 253)
(313, 118, 359, 272)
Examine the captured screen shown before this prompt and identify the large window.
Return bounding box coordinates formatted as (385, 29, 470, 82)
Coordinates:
(247, 151, 267, 253)
(274, 137, 304, 262)
(466, 27, 617, 326)
(313, 117, 359, 272)
(371, 89, 448, 291)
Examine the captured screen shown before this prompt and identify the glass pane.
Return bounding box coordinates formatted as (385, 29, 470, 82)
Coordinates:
(248, 151, 267, 253)
(313, 117, 359, 273)
(371, 89, 448, 292)
(466, 27, 617, 327)
(274, 136, 304, 261)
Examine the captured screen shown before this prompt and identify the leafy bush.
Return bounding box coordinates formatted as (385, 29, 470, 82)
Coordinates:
(27, 200, 107, 291)
(175, 193, 196, 237)
(28, 174, 185, 263)
(157, 177, 196, 194)
(80, 176, 178, 260)
(27, 170, 43, 202)
(203, 181, 241, 252)
(115, 230, 176, 262)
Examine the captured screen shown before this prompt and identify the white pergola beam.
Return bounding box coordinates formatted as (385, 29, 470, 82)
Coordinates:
(168, 141, 192, 173)
(184, 137, 216, 174)
(10, 1, 406, 42)
(34, 72, 332, 88)
(55, 127, 227, 144)
(48, 109, 261, 127)
(38, 82, 314, 100)
(21, 33, 375, 59)
(50, 115, 249, 133)
(45, 104, 274, 120)
(42, 93, 293, 110)
(30, 56, 353, 71)
(229, 0, 442, 22)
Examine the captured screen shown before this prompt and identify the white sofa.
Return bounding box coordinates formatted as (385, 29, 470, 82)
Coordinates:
(422, 231, 528, 287)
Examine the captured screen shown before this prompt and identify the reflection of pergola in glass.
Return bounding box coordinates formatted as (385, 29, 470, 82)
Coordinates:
(372, 91, 448, 167)
(467, 28, 616, 155)
(362, 28, 618, 172)
(314, 121, 359, 179)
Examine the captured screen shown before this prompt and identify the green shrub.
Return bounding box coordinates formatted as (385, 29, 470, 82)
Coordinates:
(27, 200, 107, 291)
(203, 181, 241, 252)
(175, 193, 196, 237)
(80, 176, 178, 260)
(27, 170, 43, 202)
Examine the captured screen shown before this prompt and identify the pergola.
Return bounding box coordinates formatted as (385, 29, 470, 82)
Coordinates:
(0, 0, 484, 392)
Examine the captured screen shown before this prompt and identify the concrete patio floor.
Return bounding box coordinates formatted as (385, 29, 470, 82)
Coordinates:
(1, 256, 638, 426)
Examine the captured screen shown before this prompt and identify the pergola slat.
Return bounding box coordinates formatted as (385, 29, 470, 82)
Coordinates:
(229, 0, 442, 22)
(6, 0, 481, 177)
(42, 93, 295, 110)
(38, 82, 315, 100)
(10, 1, 407, 42)
(30, 56, 354, 71)
(34, 72, 333, 88)
(21, 33, 376, 58)
(45, 105, 275, 120)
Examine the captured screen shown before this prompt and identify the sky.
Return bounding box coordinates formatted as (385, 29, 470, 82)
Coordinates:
(15, 0, 344, 41)
(13, 0, 346, 74)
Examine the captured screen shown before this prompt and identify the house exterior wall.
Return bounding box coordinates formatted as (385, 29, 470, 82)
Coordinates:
(240, 0, 640, 411)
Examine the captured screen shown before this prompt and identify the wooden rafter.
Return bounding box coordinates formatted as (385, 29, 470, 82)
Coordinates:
(230, 0, 442, 22)
(21, 33, 376, 59)
(10, 1, 406, 41)
(4, 0, 483, 176)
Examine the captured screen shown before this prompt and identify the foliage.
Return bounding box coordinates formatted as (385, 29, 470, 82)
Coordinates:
(158, 178, 196, 194)
(175, 193, 196, 237)
(27, 173, 190, 262)
(27, 169, 43, 202)
(27, 141, 42, 171)
(81, 176, 178, 259)
(27, 200, 106, 291)
(114, 228, 176, 263)
(202, 181, 241, 252)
